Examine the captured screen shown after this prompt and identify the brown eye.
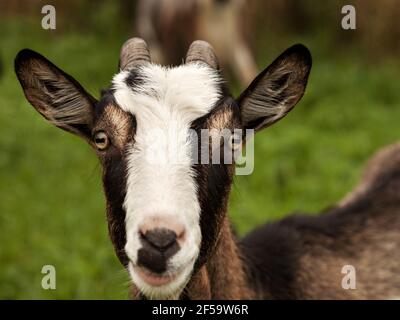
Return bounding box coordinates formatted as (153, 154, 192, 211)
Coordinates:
(94, 131, 109, 150)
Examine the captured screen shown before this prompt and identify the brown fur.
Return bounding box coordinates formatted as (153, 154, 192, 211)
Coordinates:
(181, 143, 400, 300)
(296, 208, 400, 298)
(93, 103, 133, 149)
(340, 142, 400, 207)
(202, 218, 257, 299)
(185, 266, 212, 299)
(15, 51, 95, 138)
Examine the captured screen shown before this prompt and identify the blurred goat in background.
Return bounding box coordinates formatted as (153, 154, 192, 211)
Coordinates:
(136, 0, 258, 87)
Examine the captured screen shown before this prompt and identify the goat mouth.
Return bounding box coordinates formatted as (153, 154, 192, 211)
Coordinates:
(133, 265, 178, 287)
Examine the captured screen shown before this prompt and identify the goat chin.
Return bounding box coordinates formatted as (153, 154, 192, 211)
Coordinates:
(128, 262, 192, 299)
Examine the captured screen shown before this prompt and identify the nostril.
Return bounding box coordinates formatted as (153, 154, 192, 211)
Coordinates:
(137, 227, 182, 274)
(141, 228, 177, 251)
(176, 228, 185, 242)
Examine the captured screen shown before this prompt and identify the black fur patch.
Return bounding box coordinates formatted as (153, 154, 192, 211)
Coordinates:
(94, 92, 135, 267)
(101, 150, 129, 266)
(191, 97, 241, 268)
(123, 68, 161, 99)
(125, 69, 145, 89)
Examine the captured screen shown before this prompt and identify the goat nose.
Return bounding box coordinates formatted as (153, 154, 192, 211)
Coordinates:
(138, 228, 181, 274)
(139, 216, 186, 244)
(141, 228, 177, 250)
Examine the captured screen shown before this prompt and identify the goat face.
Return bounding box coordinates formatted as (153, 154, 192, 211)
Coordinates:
(15, 39, 311, 299)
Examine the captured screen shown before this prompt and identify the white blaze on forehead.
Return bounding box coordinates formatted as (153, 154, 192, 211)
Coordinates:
(112, 63, 222, 118)
(111, 63, 221, 295)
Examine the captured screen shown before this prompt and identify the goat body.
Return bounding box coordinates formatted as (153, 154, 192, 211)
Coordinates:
(180, 143, 400, 299)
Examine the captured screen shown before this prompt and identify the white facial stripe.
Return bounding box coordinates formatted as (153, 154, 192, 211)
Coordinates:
(112, 63, 222, 297)
(112, 63, 222, 118)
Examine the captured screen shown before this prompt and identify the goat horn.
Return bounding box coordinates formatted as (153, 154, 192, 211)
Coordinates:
(119, 37, 151, 70)
(185, 40, 218, 69)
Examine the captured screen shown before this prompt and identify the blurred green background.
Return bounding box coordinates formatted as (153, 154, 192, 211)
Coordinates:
(0, 0, 399, 299)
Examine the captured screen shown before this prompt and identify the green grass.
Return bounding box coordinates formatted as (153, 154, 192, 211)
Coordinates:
(1, 15, 400, 299)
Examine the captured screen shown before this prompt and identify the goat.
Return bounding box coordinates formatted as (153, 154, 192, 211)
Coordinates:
(339, 143, 400, 208)
(135, 0, 258, 87)
(15, 38, 400, 299)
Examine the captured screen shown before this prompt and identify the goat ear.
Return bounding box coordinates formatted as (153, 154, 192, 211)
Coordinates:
(238, 44, 311, 132)
(15, 49, 96, 139)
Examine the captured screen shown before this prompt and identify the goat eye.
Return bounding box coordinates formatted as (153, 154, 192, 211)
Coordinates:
(93, 131, 109, 150)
